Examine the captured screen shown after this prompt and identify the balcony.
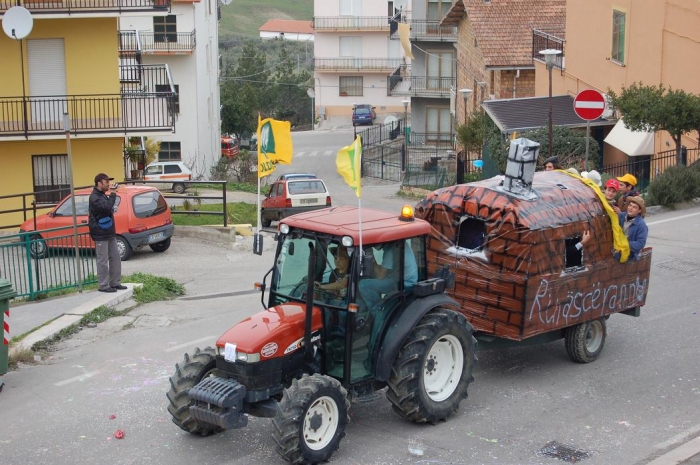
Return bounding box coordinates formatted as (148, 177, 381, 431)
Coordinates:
(387, 66, 455, 98)
(390, 20, 457, 42)
(315, 58, 404, 73)
(0, 0, 170, 16)
(532, 29, 565, 70)
(0, 65, 176, 139)
(119, 30, 196, 57)
(313, 16, 390, 31)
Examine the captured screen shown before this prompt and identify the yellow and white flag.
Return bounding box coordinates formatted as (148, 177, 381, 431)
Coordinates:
(257, 116, 294, 178)
(336, 136, 362, 198)
(398, 23, 415, 60)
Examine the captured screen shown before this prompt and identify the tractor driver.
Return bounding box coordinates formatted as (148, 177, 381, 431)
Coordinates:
(314, 245, 350, 306)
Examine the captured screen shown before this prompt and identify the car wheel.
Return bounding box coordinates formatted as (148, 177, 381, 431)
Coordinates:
(149, 237, 171, 253)
(116, 235, 133, 261)
(172, 183, 186, 194)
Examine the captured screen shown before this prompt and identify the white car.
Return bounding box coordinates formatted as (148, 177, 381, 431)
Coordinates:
(143, 161, 192, 194)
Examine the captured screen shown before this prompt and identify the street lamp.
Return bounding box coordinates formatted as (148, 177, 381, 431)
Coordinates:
(539, 49, 561, 158)
(459, 88, 472, 123)
(401, 99, 410, 126)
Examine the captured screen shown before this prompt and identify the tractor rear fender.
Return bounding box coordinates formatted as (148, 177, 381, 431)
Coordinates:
(375, 293, 461, 382)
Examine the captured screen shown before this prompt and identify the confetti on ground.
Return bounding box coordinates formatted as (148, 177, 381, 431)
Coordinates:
(109, 414, 116, 420)
(114, 430, 125, 439)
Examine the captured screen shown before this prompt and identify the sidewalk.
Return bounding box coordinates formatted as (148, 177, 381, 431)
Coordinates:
(9, 283, 141, 352)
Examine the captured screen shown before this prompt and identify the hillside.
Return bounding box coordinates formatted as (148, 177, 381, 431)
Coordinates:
(219, 0, 313, 39)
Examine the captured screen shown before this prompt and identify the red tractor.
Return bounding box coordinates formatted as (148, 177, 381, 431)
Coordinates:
(167, 206, 478, 464)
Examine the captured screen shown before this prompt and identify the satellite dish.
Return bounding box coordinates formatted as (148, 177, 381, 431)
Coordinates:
(220, 0, 233, 5)
(306, 88, 315, 99)
(2, 6, 33, 40)
(384, 115, 399, 129)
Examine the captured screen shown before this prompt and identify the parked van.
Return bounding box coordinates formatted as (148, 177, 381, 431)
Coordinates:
(144, 161, 192, 194)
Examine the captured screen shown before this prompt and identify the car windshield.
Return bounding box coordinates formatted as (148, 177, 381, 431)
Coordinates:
(132, 191, 168, 218)
(287, 180, 326, 195)
(145, 166, 162, 175)
(355, 108, 370, 115)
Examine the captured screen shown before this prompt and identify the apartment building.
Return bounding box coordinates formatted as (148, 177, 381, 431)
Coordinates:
(535, 0, 700, 173)
(0, 0, 177, 229)
(388, 0, 457, 144)
(118, 0, 220, 179)
(313, 0, 409, 120)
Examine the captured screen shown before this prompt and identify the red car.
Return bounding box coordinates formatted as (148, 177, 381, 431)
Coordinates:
(19, 185, 174, 261)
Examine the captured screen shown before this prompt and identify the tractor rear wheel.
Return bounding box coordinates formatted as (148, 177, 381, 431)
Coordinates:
(565, 318, 606, 363)
(166, 347, 224, 436)
(272, 374, 350, 464)
(387, 308, 477, 424)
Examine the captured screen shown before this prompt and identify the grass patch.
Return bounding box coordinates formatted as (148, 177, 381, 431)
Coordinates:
(8, 346, 38, 370)
(193, 182, 258, 194)
(123, 272, 185, 303)
(171, 202, 258, 226)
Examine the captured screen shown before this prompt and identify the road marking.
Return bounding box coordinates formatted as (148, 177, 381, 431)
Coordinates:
(54, 370, 100, 387)
(165, 336, 217, 353)
(296, 151, 306, 157)
(324, 150, 334, 156)
(648, 211, 700, 226)
(309, 150, 319, 157)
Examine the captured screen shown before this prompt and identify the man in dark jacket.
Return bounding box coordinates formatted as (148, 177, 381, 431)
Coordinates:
(89, 173, 125, 293)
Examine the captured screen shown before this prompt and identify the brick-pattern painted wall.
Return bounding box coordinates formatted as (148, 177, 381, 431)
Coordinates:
(455, 16, 489, 122)
(415, 171, 652, 341)
(495, 69, 536, 99)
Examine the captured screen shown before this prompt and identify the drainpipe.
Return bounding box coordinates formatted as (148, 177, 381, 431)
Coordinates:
(513, 69, 520, 98)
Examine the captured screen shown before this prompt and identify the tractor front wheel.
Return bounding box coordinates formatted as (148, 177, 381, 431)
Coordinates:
(166, 347, 224, 436)
(272, 374, 350, 464)
(387, 308, 477, 424)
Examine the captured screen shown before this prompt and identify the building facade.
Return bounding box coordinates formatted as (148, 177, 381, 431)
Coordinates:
(535, 0, 700, 170)
(0, 1, 178, 229)
(259, 19, 314, 41)
(313, 0, 409, 120)
(118, 0, 220, 180)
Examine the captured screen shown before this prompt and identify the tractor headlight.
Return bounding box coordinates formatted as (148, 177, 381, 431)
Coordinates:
(280, 223, 290, 234)
(341, 235, 354, 247)
(236, 351, 260, 363)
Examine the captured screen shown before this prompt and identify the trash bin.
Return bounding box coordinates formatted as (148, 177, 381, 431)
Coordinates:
(0, 279, 17, 383)
(405, 125, 411, 144)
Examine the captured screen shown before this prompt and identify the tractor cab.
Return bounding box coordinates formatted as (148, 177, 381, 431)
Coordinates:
(265, 206, 431, 389)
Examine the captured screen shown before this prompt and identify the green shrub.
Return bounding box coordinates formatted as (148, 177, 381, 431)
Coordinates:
(647, 165, 700, 208)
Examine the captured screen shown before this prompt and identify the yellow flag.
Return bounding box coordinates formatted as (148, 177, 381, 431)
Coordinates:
(398, 23, 415, 60)
(336, 136, 362, 198)
(563, 171, 630, 263)
(257, 116, 294, 178)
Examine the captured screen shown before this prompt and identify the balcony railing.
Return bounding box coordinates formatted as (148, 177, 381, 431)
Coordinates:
(532, 29, 565, 70)
(0, 0, 170, 15)
(315, 58, 404, 72)
(0, 65, 176, 138)
(313, 16, 390, 31)
(119, 30, 196, 57)
(387, 66, 455, 97)
(390, 20, 457, 41)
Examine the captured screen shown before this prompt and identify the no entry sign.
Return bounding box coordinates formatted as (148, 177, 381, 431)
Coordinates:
(573, 89, 606, 121)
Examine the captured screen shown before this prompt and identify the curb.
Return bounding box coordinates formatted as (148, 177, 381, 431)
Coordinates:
(10, 283, 143, 352)
(646, 437, 700, 465)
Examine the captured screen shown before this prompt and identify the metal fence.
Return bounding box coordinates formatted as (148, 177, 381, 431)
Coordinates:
(362, 145, 403, 182)
(600, 147, 700, 191)
(0, 0, 170, 14)
(532, 29, 565, 70)
(0, 229, 97, 300)
(356, 120, 405, 147)
(313, 16, 389, 30)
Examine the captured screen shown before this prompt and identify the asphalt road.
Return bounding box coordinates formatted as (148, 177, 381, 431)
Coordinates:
(1, 191, 699, 464)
